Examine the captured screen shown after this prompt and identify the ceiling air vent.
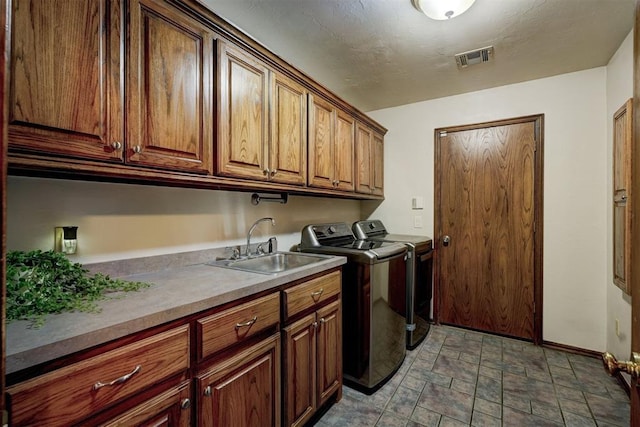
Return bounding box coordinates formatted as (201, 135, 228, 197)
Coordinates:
(455, 46, 493, 68)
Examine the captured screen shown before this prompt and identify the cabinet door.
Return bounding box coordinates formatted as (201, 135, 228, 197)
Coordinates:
(308, 94, 335, 189)
(283, 313, 317, 427)
(198, 333, 281, 427)
(316, 300, 342, 407)
(96, 381, 191, 427)
(217, 41, 270, 180)
(128, 0, 213, 173)
(270, 72, 307, 185)
(355, 123, 373, 193)
(372, 131, 384, 196)
(334, 108, 355, 192)
(9, 0, 124, 161)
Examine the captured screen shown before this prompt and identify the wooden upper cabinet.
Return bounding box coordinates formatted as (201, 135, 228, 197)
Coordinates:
(127, 0, 214, 173)
(9, 0, 124, 161)
(372, 131, 384, 195)
(355, 122, 384, 195)
(217, 43, 307, 185)
(217, 41, 270, 180)
(270, 72, 307, 185)
(355, 123, 373, 193)
(308, 94, 354, 192)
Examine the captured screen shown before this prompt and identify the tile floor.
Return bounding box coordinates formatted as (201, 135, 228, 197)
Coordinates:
(315, 325, 630, 427)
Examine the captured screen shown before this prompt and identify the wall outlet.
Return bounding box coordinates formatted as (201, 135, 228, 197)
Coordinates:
(413, 215, 423, 228)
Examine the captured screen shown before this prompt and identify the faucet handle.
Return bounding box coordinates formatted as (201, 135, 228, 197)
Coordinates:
(268, 237, 278, 253)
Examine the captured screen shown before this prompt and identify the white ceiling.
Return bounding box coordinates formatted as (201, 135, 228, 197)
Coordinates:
(204, 0, 635, 112)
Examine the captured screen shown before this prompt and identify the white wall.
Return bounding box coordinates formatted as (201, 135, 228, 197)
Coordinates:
(7, 176, 362, 264)
(606, 31, 634, 360)
(367, 68, 609, 351)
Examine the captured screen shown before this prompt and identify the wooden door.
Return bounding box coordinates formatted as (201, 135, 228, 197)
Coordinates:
(217, 41, 269, 180)
(308, 94, 335, 189)
(9, 0, 124, 161)
(197, 333, 281, 427)
(372, 131, 384, 196)
(436, 116, 543, 341)
(613, 99, 632, 293)
(283, 313, 316, 427)
(355, 122, 373, 193)
(0, 0, 7, 421)
(128, 0, 213, 174)
(630, 2, 640, 422)
(270, 72, 307, 185)
(334, 108, 355, 192)
(316, 300, 342, 408)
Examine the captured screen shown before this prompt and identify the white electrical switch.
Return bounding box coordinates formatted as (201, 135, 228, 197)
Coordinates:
(411, 197, 424, 210)
(414, 215, 423, 228)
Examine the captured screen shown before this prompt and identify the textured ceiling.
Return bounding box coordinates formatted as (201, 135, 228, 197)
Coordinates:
(204, 0, 635, 112)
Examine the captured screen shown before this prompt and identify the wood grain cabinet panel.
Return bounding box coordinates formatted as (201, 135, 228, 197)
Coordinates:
(92, 380, 192, 427)
(283, 270, 341, 321)
(282, 276, 342, 427)
(308, 94, 355, 192)
(7, 325, 190, 427)
(9, 0, 124, 161)
(217, 42, 307, 185)
(372, 131, 384, 195)
(270, 72, 308, 185)
(198, 292, 280, 360)
(197, 333, 281, 427)
(355, 122, 384, 195)
(127, 0, 214, 173)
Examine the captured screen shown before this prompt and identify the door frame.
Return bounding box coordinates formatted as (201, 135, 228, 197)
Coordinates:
(629, 1, 640, 422)
(433, 114, 544, 345)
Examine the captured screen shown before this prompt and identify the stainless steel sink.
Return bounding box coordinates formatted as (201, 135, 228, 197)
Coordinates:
(207, 252, 328, 274)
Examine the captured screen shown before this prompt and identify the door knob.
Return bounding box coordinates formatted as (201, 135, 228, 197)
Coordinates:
(602, 352, 640, 379)
(442, 235, 451, 247)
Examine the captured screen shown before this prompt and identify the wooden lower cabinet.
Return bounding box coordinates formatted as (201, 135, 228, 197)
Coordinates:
(283, 300, 342, 427)
(92, 381, 192, 427)
(197, 332, 281, 426)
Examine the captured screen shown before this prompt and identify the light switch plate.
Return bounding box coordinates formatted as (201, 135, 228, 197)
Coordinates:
(411, 196, 424, 210)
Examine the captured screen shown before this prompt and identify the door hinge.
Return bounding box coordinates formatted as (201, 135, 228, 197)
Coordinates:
(439, 131, 447, 137)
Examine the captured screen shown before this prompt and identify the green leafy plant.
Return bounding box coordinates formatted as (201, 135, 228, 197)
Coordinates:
(6, 250, 152, 328)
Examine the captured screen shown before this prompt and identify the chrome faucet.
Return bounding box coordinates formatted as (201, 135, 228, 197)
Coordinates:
(246, 217, 275, 257)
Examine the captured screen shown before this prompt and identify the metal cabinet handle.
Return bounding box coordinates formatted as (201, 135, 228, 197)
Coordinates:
(263, 168, 270, 176)
(270, 169, 277, 177)
(235, 316, 257, 330)
(319, 317, 327, 324)
(204, 386, 212, 397)
(111, 141, 122, 150)
(181, 398, 191, 410)
(311, 288, 324, 298)
(312, 321, 318, 329)
(132, 145, 142, 154)
(93, 365, 141, 391)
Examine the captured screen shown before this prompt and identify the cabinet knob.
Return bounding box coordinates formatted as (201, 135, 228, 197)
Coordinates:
(132, 145, 142, 154)
(319, 317, 327, 324)
(312, 321, 318, 329)
(111, 141, 122, 150)
(181, 398, 191, 410)
(204, 386, 212, 397)
(270, 169, 277, 177)
(263, 168, 270, 176)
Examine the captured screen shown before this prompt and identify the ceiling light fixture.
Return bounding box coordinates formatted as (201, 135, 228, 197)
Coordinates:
(411, 0, 476, 20)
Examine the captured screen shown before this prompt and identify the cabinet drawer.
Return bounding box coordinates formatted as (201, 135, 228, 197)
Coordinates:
(283, 271, 341, 320)
(8, 325, 190, 427)
(198, 292, 280, 360)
